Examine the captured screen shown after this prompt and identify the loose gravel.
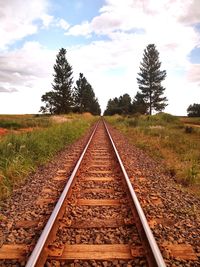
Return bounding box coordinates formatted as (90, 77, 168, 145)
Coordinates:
(1, 122, 200, 266)
(0, 126, 94, 266)
(107, 124, 200, 267)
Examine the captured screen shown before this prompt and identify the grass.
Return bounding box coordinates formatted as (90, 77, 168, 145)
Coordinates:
(106, 113, 200, 193)
(179, 116, 200, 126)
(0, 114, 52, 129)
(0, 114, 97, 200)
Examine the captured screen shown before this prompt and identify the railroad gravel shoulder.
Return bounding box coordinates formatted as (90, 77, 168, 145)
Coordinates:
(107, 124, 200, 266)
(0, 126, 94, 248)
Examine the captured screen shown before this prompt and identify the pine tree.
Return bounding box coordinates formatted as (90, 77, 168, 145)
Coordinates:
(119, 94, 132, 114)
(132, 91, 147, 114)
(40, 48, 73, 114)
(73, 73, 101, 115)
(137, 44, 167, 115)
(90, 98, 101, 115)
(73, 73, 87, 113)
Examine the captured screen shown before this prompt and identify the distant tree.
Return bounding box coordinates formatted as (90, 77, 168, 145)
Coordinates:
(40, 48, 73, 114)
(137, 44, 167, 115)
(104, 93, 132, 115)
(104, 98, 120, 115)
(187, 103, 200, 117)
(73, 73, 101, 115)
(132, 91, 147, 114)
(40, 91, 57, 114)
(119, 94, 132, 114)
(90, 98, 101, 115)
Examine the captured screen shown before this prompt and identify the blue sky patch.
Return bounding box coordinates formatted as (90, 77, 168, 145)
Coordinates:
(189, 47, 200, 64)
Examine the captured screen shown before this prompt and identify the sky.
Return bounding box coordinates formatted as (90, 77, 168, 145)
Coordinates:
(0, 0, 200, 115)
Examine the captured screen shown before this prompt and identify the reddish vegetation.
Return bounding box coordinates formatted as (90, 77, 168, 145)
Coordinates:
(0, 128, 8, 135)
(0, 127, 36, 136)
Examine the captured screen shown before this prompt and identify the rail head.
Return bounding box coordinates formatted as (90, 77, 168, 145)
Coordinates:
(103, 120, 166, 267)
(26, 120, 99, 267)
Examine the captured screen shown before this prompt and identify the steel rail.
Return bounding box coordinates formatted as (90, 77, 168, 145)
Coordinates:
(26, 120, 99, 267)
(103, 120, 166, 267)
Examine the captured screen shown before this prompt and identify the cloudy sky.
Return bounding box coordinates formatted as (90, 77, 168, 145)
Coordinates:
(0, 0, 200, 115)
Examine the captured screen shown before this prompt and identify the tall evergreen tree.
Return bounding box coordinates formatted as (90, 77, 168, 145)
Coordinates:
(137, 44, 167, 115)
(40, 48, 73, 114)
(91, 98, 101, 115)
(73, 73, 87, 113)
(73, 73, 101, 115)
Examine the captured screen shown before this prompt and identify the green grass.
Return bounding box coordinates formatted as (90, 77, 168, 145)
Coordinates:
(106, 113, 200, 191)
(0, 115, 97, 200)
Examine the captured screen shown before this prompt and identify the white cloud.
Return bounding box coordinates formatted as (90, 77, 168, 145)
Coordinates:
(0, 42, 56, 113)
(66, 21, 91, 37)
(41, 14, 54, 28)
(0, 0, 50, 49)
(65, 0, 200, 114)
(0, 86, 17, 93)
(0, 42, 55, 83)
(179, 0, 200, 24)
(56, 18, 70, 30)
(0, 0, 200, 115)
(187, 64, 200, 84)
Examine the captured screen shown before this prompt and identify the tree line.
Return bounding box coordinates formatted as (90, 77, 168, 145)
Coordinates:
(40, 48, 101, 115)
(41, 46, 199, 117)
(104, 92, 147, 116)
(104, 44, 167, 116)
(104, 44, 200, 117)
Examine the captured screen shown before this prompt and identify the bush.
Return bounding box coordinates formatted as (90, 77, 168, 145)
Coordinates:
(185, 126, 193, 134)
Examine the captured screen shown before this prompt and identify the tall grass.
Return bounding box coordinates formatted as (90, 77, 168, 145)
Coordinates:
(106, 113, 200, 189)
(0, 117, 96, 200)
(0, 115, 51, 129)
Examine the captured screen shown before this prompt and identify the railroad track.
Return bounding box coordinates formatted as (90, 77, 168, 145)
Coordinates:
(1, 120, 166, 266)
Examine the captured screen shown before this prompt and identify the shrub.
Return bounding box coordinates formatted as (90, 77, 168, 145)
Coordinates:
(185, 126, 193, 134)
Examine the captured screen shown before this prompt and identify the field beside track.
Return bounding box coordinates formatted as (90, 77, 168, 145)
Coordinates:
(105, 113, 200, 196)
(0, 113, 97, 200)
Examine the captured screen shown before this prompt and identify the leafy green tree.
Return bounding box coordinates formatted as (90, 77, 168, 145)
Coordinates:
(137, 44, 167, 115)
(40, 48, 73, 114)
(73, 73, 101, 115)
(187, 103, 200, 117)
(132, 91, 147, 114)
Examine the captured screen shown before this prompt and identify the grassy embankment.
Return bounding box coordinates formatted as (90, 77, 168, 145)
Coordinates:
(106, 113, 200, 194)
(0, 113, 97, 200)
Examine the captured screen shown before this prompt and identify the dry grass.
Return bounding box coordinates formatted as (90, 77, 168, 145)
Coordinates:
(106, 113, 200, 195)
